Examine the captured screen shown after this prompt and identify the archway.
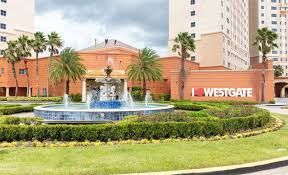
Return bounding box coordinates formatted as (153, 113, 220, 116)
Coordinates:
(275, 78, 288, 98)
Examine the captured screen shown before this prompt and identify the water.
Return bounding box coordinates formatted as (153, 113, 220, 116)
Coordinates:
(63, 94, 71, 108)
(145, 93, 153, 107)
(122, 90, 134, 107)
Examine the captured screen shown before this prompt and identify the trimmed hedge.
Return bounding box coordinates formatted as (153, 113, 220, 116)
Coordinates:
(0, 116, 43, 125)
(0, 104, 40, 115)
(0, 111, 271, 142)
(6, 97, 62, 102)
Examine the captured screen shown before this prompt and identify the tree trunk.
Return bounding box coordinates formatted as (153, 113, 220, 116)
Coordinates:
(47, 52, 53, 97)
(66, 79, 70, 95)
(261, 55, 266, 103)
(180, 46, 186, 100)
(36, 52, 39, 97)
(143, 79, 146, 98)
(11, 63, 18, 97)
(24, 61, 30, 97)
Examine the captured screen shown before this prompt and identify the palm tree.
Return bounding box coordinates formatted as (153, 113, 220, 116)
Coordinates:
(127, 47, 163, 96)
(172, 32, 195, 100)
(31, 32, 47, 97)
(17, 35, 32, 97)
(4, 41, 21, 97)
(46, 32, 63, 97)
(49, 47, 86, 95)
(254, 27, 278, 103)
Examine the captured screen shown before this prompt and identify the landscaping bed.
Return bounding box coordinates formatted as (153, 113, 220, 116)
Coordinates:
(0, 96, 62, 102)
(0, 101, 275, 142)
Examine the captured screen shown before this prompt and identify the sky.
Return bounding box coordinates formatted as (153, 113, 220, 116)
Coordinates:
(35, 0, 169, 56)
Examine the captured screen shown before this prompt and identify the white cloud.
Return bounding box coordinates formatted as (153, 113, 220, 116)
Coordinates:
(35, 10, 168, 56)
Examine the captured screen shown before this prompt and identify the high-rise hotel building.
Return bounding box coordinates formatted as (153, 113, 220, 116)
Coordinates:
(0, 0, 35, 54)
(169, 0, 250, 70)
(250, 0, 288, 77)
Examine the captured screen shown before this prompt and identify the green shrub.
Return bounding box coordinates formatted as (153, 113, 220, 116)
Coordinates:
(70, 94, 82, 102)
(134, 111, 195, 123)
(6, 97, 62, 102)
(205, 106, 266, 118)
(151, 94, 171, 101)
(174, 102, 217, 111)
(0, 111, 271, 142)
(131, 87, 145, 101)
(171, 100, 259, 106)
(0, 97, 7, 101)
(0, 116, 43, 125)
(0, 104, 41, 115)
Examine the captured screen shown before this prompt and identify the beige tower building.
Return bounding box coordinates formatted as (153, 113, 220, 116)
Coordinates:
(0, 0, 35, 54)
(250, 0, 288, 77)
(169, 0, 250, 70)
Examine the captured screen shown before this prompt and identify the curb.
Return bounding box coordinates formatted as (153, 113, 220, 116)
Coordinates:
(123, 156, 288, 175)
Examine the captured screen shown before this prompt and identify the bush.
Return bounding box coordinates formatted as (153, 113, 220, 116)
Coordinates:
(174, 102, 218, 111)
(6, 97, 62, 102)
(151, 94, 171, 101)
(134, 111, 195, 123)
(205, 106, 266, 118)
(0, 116, 43, 125)
(172, 100, 259, 106)
(0, 109, 272, 142)
(70, 94, 82, 102)
(131, 87, 144, 101)
(0, 97, 7, 101)
(0, 104, 40, 115)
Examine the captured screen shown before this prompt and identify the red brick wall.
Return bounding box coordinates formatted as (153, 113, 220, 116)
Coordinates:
(170, 66, 275, 102)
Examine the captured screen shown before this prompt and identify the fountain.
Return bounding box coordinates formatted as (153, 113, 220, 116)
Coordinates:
(34, 61, 174, 123)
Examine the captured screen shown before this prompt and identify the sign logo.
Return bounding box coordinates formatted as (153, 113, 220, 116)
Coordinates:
(192, 88, 253, 98)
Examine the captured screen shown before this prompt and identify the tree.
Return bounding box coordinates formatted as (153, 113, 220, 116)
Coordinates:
(17, 35, 32, 97)
(31, 32, 47, 97)
(172, 32, 196, 100)
(3, 41, 21, 97)
(127, 47, 163, 96)
(254, 27, 278, 103)
(49, 48, 86, 95)
(46, 32, 63, 97)
(274, 65, 284, 77)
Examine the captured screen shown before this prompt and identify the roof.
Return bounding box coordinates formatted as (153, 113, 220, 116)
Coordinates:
(85, 69, 127, 79)
(79, 39, 139, 52)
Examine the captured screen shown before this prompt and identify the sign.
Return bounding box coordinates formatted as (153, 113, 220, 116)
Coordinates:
(192, 88, 253, 98)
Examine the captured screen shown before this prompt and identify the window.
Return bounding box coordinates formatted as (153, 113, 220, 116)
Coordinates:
(191, 22, 195, 27)
(191, 11, 195, 16)
(191, 56, 196, 61)
(0, 23, 6, 29)
(1, 36, 6, 42)
(191, 0, 195, 5)
(19, 69, 27, 75)
(0, 10, 6, 16)
(1, 0, 6, 3)
(0, 50, 4, 55)
(191, 33, 195, 38)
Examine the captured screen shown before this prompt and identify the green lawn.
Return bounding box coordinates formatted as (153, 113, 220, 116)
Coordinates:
(0, 113, 287, 175)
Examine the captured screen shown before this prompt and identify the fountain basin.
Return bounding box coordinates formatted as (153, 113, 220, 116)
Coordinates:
(90, 100, 124, 109)
(34, 103, 174, 123)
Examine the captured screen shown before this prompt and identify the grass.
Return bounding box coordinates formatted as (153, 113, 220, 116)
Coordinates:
(0, 113, 286, 175)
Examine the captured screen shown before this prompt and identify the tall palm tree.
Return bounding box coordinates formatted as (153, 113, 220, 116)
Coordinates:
(4, 41, 21, 97)
(46, 32, 63, 97)
(127, 47, 163, 96)
(254, 27, 278, 103)
(31, 32, 47, 97)
(172, 32, 195, 100)
(17, 35, 32, 97)
(49, 47, 86, 95)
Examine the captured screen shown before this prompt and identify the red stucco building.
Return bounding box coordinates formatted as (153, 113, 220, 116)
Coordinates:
(0, 39, 275, 102)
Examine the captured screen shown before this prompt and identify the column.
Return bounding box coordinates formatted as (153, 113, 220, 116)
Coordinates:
(82, 79, 87, 102)
(5, 87, 9, 97)
(124, 79, 128, 92)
